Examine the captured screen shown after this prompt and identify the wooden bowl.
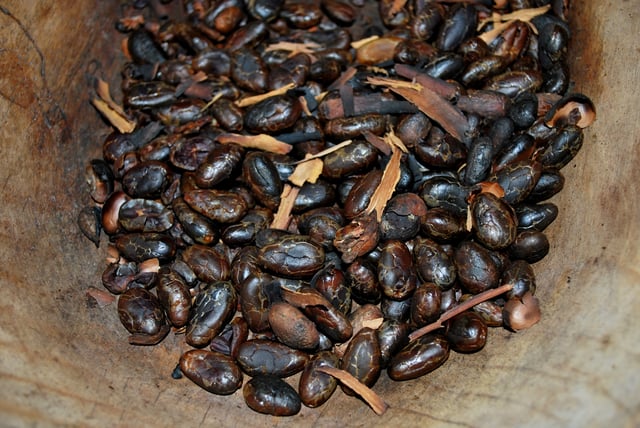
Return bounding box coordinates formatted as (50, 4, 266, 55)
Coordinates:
(0, 1, 637, 426)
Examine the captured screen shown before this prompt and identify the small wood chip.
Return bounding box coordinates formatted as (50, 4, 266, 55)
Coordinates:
(409, 283, 514, 341)
(316, 367, 389, 416)
(271, 184, 298, 230)
(217, 133, 292, 154)
(91, 78, 136, 133)
(368, 76, 469, 142)
(478, 5, 551, 43)
(365, 131, 406, 222)
(350, 35, 379, 50)
(235, 83, 296, 108)
(288, 158, 323, 186)
(291, 139, 353, 164)
(264, 41, 320, 58)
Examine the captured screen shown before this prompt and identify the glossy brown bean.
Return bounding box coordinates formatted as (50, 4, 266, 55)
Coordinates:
(410, 283, 442, 328)
(115, 232, 176, 263)
(445, 311, 488, 353)
(379, 193, 428, 241)
(489, 160, 543, 205)
(298, 351, 340, 408)
(515, 202, 558, 232)
(243, 375, 301, 416)
(244, 95, 302, 133)
(282, 285, 353, 344)
(311, 265, 352, 315)
(230, 48, 268, 93)
(413, 237, 457, 290)
(156, 267, 192, 327)
(322, 140, 378, 179)
(184, 189, 249, 223)
(503, 259, 537, 300)
(172, 197, 218, 245)
(117, 288, 170, 345)
(471, 193, 518, 250)
(122, 161, 173, 199)
(186, 281, 237, 347)
(119, 199, 174, 233)
(180, 349, 243, 395)
(240, 271, 272, 333)
(509, 230, 550, 263)
(377, 320, 411, 368)
(340, 327, 381, 395)
(258, 235, 325, 278)
(343, 170, 383, 220)
(182, 244, 230, 283)
(236, 339, 308, 377)
(388, 334, 449, 381)
(454, 241, 500, 294)
(378, 240, 418, 300)
(420, 207, 467, 243)
(345, 257, 381, 303)
(242, 152, 282, 211)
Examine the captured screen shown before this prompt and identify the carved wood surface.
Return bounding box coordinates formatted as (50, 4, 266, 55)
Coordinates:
(0, 1, 638, 426)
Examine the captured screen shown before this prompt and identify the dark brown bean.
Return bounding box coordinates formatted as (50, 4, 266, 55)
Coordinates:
(172, 197, 218, 245)
(413, 237, 457, 290)
(258, 235, 325, 278)
(471, 192, 518, 250)
(186, 281, 237, 347)
(119, 199, 174, 232)
(180, 349, 243, 395)
(378, 240, 418, 301)
(509, 230, 550, 263)
(240, 271, 272, 333)
(117, 288, 170, 345)
(156, 267, 192, 327)
(242, 152, 282, 211)
(298, 351, 340, 408)
(503, 259, 537, 300)
(268, 302, 320, 350)
(243, 375, 301, 416)
(340, 327, 381, 395)
(410, 283, 442, 328)
(322, 140, 378, 179)
(377, 320, 411, 368)
(236, 339, 308, 377)
(122, 161, 173, 199)
(184, 189, 249, 223)
(182, 244, 230, 283)
(445, 311, 488, 353)
(115, 232, 176, 263)
(454, 241, 500, 294)
(388, 334, 449, 381)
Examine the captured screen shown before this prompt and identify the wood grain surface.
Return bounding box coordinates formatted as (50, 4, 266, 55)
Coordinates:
(0, 1, 638, 427)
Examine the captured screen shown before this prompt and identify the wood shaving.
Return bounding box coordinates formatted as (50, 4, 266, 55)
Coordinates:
(235, 83, 296, 108)
(478, 5, 551, 43)
(316, 367, 389, 416)
(350, 35, 379, 50)
(365, 131, 404, 222)
(264, 41, 321, 58)
(271, 184, 298, 230)
(409, 283, 514, 341)
(217, 133, 292, 154)
(291, 140, 353, 164)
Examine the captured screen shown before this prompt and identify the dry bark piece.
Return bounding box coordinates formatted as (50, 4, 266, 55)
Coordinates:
(217, 133, 292, 154)
(316, 366, 389, 416)
(409, 283, 514, 341)
(367, 76, 469, 143)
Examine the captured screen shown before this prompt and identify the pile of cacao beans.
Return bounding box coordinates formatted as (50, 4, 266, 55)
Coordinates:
(79, 0, 596, 417)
